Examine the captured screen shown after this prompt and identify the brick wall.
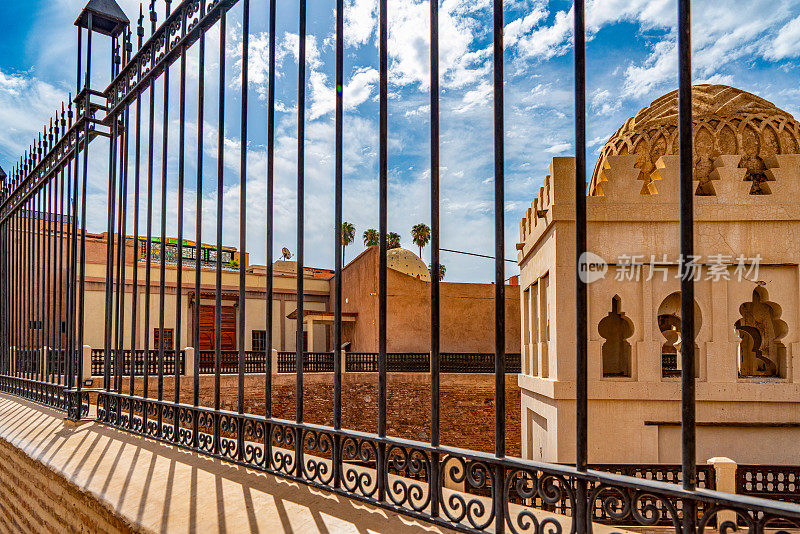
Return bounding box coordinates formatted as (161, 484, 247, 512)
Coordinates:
(120, 373, 521, 456)
(0, 436, 138, 534)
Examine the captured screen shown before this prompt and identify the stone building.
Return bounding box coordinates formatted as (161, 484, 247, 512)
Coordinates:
(516, 85, 800, 465)
(54, 233, 519, 355)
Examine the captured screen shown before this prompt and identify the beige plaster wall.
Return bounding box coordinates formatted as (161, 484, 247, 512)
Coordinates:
(517, 154, 800, 465)
(341, 246, 521, 353)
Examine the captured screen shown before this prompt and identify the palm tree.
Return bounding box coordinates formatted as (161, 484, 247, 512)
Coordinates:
(341, 221, 355, 264)
(387, 232, 401, 249)
(428, 263, 446, 281)
(411, 223, 431, 258)
(363, 228, 379, 247)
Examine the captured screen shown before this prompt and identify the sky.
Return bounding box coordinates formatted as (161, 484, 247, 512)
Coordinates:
(1, 0, 799, 282)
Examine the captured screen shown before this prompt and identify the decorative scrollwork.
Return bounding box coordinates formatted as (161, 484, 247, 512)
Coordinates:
(440, 456, 495, 530)
(504, 469, 574, 534)
(587, 484, 680, 534)
(193, 410, 214, 452)
(301, 429, 334, 485)
(242, 419, 265, 467)
(218, 414, 239, 459)
(341, 437, 378, 498)
(386, 445, 431, 512)
(270, 424, 296, 475)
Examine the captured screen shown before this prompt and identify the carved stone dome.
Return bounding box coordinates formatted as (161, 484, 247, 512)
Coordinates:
(590, 85, 800, 196)
(386, 248, 431, 282)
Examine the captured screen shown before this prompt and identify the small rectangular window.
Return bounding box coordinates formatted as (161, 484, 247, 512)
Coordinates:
(154, 328, 174, 351)
(252, 330, 266, 352)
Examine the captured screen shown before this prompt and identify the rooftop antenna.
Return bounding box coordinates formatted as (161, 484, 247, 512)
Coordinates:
(282, 247, 292, 260)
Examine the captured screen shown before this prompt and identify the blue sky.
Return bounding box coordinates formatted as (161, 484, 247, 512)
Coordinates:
(1, 0, 799, 282)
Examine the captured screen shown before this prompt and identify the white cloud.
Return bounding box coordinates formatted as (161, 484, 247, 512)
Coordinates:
(765, 15, 800, 60)
(545, 143, 571, 154)
(0, 70, 66, 164)
(512, 8, 573, 61)
(345, 0, 378, 47)
(454, 81, 492, 113)
(590, 89, 622, 115)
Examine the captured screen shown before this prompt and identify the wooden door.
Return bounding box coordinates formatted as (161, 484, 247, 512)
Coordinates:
(193, 305, 237, 350)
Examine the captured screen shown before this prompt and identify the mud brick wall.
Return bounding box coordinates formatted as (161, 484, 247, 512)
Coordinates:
(0, 436, 137, 534)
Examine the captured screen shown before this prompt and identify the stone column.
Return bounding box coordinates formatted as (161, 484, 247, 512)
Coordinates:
(537, 281, 549, 378)
(340, 348, 347, 373)
(271, 348, 278, 376)
(82, 345, 92, 381)
(184, 347, 195, 377)
(306, 319, 315, 352)
(707, 457, 738, 526)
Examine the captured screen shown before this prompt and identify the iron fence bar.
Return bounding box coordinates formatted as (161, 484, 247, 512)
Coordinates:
(67, 101, 79, 393)
(23, 173, 28, 380)
(429, 0, 441, 518)
(13, 187, 18, 377)
(378, 0, 388, 504)
(6, 185, 12, 376)
(22, 169, 28, 380)
(112, 107, 125, 393)
(21, 194, 26, 380)
(574, 2, 588, 533)
(296, 0, 307, 480)
(175, 4, 188, 439)
(333, 0, 343, 490)
(34, 189, 40, 380)
(143, 14, 157, 411)
(1, 210, 6, 377)
(45, 148, 52, 384)
(493, 0, 506, 530)
(30, 172, 36, 381)
(192, 0, 206, 435)
(213, 8, 227, 455)
(158, 18, 172, 435)
(36, 178, 43, 382)
(1, 202, 5, 375)
(104, 109, 119, 392)
(57, 144, 65, 383)
(117, 37, 131, 395)
(265, 0, 275, 465)
(130, 10, 144, 416)
(24, 190, 29, 380)
(8, 203, 13, 376)
(23, 184, 28, 380)
(36, 153, 43, 383)
(237, 0, 249, 463)
(237, 0, 249, 417)
(678, 0, 697, 531)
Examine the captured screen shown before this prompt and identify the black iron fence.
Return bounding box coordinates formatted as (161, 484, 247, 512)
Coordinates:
(1, 0, 799, 533)
(197, 350, 265, 374)
(277, 351, 334, 373)
(346, 352, 521, 373)
(737, 465, 800, 505)
(90, 349, 185, 377)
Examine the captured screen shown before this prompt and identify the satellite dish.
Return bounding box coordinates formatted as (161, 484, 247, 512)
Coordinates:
(282, 247, 292, 260)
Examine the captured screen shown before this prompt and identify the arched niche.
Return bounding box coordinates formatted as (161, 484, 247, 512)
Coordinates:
(657, 292, 701, 377)
(735, 287, 787, 377)
(598, 295, 634, 377)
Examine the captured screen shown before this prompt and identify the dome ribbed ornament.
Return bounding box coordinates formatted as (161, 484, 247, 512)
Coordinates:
(590, 85, 800, 196)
